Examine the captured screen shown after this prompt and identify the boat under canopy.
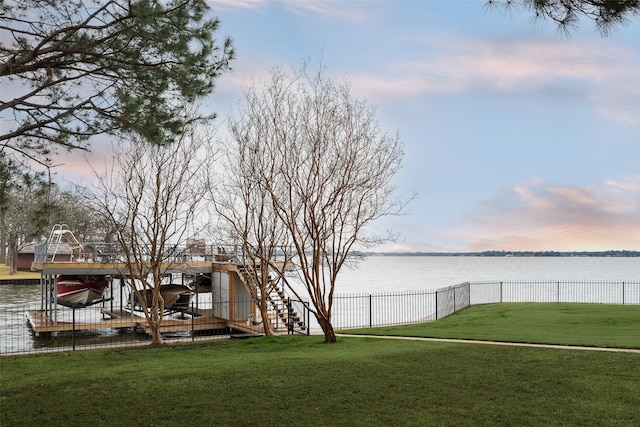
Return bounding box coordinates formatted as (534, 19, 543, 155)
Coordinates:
(55, 275, 110, 308)
(133, 284, 194, 312)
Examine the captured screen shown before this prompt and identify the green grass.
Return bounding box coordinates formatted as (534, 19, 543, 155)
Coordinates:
(0, 264, 40, 280)
(2, 336, 640, 426)
(341, 303, 640, 349)
(1, 304, 640, 426)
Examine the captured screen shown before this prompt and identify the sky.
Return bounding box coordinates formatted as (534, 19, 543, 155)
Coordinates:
(57, 1, 640, 253)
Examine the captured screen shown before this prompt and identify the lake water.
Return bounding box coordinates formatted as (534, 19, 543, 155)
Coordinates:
(331, 256, 640, 294)
(1, 256, 639, 354)
(2, 256, 639, 307)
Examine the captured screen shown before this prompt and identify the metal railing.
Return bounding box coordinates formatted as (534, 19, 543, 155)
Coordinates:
(32, 242, 294, 265)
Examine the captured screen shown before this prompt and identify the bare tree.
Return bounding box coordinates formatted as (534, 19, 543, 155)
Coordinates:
(209, 121, 293, 336)
(225, 66, 407, 343)
(89, 122, 211, 345)
(486, 0, 640, 36)
(46, 188, 108, 242)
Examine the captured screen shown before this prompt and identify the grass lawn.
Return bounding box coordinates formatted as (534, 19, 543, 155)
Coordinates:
(1, 335, 640, 426)
(0, 264, 40, 280)
(341, 303, 640, 349)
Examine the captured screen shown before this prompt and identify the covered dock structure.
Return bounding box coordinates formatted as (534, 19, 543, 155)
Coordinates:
(27, 258, 306, 337)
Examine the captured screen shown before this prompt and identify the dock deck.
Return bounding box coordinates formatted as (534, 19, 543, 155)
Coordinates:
(26, 308, 234, 336)
(26, 309, 139, 334)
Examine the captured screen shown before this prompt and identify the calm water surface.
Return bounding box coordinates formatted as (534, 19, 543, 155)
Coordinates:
(333, 256, 640, 293)
(2, 256, 639, 305)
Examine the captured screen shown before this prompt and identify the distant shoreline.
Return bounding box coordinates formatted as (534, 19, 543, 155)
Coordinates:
(362, 250, 640, 257)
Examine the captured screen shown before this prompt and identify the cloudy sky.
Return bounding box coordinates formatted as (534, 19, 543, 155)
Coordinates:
(51, 1, 639, 253)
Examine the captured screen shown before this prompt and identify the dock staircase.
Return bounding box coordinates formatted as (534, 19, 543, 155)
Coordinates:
(236, 265, 307, 334)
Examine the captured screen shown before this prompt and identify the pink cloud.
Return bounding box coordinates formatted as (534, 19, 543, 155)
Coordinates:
(458, 178, 640, 251)
(208, 0, 369, 21)
(207, 0, 267, 10)
(349, 38, 639, 125)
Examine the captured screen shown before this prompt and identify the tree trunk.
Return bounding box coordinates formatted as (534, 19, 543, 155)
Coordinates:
(8, 241, 17, 275)
(149, 291, 165, 345)
(318, 316, 337, 343)
(259, 301, 275, 336)
(256, 269, 275, 336)
(148, 309, 165, 345)
(149, 326, 164, 345)
(0, 225, 6, 264)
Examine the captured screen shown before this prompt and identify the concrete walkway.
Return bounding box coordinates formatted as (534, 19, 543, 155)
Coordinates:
(336, 334, 640, 354)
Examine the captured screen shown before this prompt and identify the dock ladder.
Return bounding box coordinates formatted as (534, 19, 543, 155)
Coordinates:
(47, 224, 85, 262)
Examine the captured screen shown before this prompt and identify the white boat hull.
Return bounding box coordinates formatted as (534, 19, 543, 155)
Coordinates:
(55, 275, 109, 307)
(57, 287, 106, 306)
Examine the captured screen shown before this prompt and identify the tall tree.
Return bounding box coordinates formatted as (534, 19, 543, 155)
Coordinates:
(486, 0, 640, 36)
(226, 66, 407, 343)
(89, 119, 211, 345)
(0, 160, 52, 273)
(0, 157, 105, 269)
(1, 0, 234, 166)
(0, 158, 18, 264)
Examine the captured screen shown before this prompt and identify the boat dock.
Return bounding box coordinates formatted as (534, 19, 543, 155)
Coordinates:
(24, 235, 306, 340)
(25, 308, 255, 336)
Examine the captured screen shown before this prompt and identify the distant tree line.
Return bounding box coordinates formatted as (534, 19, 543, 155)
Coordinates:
(366, 250, 640, 257)
(0, 157, 109, 273)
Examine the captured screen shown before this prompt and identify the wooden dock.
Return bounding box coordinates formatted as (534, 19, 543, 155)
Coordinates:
(26, 309, 139, 335)
(25, 308, 231, 336)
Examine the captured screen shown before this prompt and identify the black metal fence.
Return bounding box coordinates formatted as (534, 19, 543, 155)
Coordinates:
(2, 279, 638, 355)
(332, 279, 640, 329)
(0, 297, 309, 356)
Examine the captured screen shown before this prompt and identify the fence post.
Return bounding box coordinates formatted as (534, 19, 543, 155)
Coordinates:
(191, 302, 195, 342)
(435, 291, 438, 320)
(369, 294, 372, 328)
(500, 281, 503, 303)
(453, 286, 458, 313)
(72, 306, 76, 351)
(288, 298, 293, 335)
